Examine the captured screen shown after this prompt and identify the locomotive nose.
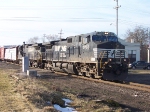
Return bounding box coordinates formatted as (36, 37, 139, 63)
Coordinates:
(102, 62, 128, 81)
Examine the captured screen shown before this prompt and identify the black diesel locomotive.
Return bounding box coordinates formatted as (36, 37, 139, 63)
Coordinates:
(22, 31, 128, 81)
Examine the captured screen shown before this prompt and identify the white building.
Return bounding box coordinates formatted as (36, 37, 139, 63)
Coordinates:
(118, 38, 140, 62)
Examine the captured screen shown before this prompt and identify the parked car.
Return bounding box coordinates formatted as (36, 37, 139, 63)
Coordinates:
(128, 61, 150, 69)
(143, 64, 150, 70)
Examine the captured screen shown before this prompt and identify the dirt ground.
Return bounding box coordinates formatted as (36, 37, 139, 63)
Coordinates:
(0, 61, 150, 112)
(126, 69, 150, 85)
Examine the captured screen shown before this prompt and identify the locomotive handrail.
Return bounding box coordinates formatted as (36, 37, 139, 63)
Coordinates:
(37, 51, 42, 63)
(99, 51, 106, 68)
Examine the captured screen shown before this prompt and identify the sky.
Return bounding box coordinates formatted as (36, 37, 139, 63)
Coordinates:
(0, 0, 150, 46)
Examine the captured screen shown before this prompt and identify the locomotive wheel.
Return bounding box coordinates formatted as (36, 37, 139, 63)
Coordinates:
(82, 72, 86, 77)
(90, 74, 95, 79)
(65, 64, 78, 74)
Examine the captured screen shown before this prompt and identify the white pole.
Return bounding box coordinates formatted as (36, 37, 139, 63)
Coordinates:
(22, 56, 29, 72)
(22, 42, 29, 72)
(148, 49, 149, 63)
(148, 28, 150, 63)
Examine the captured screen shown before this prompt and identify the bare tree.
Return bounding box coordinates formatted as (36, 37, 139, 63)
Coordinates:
(46, 34, 60, 41)
(124, 26, 149, 45)
(124, 26, 150, 61)
(26, 34, 61, 44)
(39, 34, 60, 42)
(26, 36, 39, 44)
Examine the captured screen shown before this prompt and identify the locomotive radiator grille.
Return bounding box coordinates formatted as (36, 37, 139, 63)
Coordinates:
(93, 48, 127, 59)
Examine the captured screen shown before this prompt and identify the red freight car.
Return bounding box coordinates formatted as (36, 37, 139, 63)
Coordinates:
(0, 47, 6, 60)
(0, 45, 17, 61)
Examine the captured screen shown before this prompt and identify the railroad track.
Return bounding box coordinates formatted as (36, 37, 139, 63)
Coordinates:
(54, 71, 150, 93)
(3, 61, 150, 93)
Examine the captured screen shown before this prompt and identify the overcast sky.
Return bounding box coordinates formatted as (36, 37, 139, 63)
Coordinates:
(0, 0, 150, 46)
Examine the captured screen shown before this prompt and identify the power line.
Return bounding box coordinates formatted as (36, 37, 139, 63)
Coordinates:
(1, 5, 150, 15)
(1, 16, 150, 27)
(119, 19, 150, 27)
(0, 5, 111, 9)
(121, 7, 150, 15)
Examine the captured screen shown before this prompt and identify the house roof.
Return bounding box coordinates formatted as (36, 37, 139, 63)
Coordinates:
(118, 38, 140, 46)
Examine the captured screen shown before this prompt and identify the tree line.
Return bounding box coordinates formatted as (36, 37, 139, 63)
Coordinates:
(26, 34, 60, 44)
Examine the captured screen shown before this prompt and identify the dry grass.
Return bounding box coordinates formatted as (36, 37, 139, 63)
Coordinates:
(0, 64, 131, 112)
(0, 70, 33, 112)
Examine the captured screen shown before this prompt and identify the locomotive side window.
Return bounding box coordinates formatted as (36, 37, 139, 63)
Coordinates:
(87, 35, 90, 43)
(67, 38, 72, 43)
(79, 36, 81, 42)
(82, 35, 91, 44)
(40, 47, 45, 52)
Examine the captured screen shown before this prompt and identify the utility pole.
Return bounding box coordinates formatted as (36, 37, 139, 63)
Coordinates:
(43, 34, 46, 42)
(58, 29, 63, 40)
(148, 28, 150, 48)
(114, 0, 121, 36)
(148, 28, 150, 63)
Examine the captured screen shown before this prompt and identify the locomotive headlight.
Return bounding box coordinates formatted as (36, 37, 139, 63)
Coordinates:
(105, 32, 109, 35)
(109, 65, 112, 67)
(124, 59, 126, 61)
(109, 59, 112, 61)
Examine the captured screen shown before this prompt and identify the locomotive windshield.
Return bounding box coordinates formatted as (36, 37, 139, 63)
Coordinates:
(92, 32, 118, 42)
